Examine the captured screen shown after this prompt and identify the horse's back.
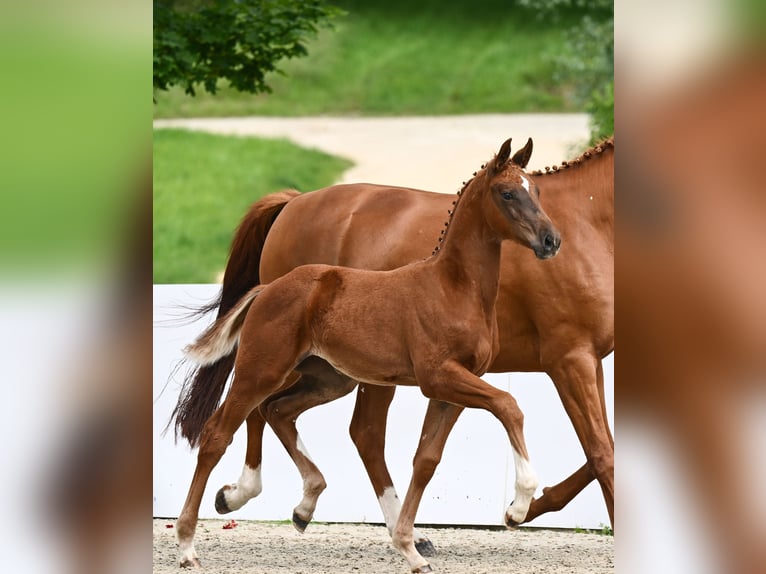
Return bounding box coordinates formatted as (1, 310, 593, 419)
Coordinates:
(260, 184, 449, 281)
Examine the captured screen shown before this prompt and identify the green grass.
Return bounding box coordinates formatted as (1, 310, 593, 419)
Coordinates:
(153, 0, 581, 118)
(153, 129, 352, 283)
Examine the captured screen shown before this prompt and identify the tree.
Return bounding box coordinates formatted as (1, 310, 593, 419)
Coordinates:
(153, 0, 342, 97)
(519, 0, 613, 142)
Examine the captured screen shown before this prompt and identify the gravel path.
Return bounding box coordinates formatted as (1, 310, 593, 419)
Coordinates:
(153, 519, 613, 574)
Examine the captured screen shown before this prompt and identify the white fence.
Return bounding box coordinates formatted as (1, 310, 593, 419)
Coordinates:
(154, 284, 613, 529)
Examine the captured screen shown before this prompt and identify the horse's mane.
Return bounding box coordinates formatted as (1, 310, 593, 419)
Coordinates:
(432, 173, 474, 256)
(530, 136, 614, 177)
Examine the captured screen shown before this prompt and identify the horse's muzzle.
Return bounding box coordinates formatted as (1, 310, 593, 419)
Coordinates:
(535, 231, 561, 259)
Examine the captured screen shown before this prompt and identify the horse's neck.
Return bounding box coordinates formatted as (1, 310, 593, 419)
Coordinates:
(540, 147, 614, 248)
(431, 184, 502, 315)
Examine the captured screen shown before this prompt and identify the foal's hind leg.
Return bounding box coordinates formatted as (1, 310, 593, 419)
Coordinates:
(176, 388, 272, 567)
(350, 384, 437, 556)
(214, 370, 300, 514)
(261, 358, 358, 531)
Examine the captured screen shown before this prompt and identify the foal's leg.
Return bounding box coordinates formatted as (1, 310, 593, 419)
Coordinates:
(525, 358, 612, 523)
(544, 350, 614, 526)
(349, 384, 437, 556)
(214, 371, 301, 514)
(213, 409, 267, 514)
(261, 359, 358, 531)
(176, 343, 307, 567)
(391, 400, 464, 574)
(392, 363, 538, 573)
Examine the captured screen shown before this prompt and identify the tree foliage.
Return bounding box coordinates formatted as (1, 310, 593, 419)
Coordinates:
(153, 0, 342, 96)
(519, 0, 613, 142)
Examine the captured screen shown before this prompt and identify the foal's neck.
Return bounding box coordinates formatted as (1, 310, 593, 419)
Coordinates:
(430, 175, 502, 314)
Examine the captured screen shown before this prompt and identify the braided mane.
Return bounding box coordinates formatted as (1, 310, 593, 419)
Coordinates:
(530, 136, 614, 177)
(431, 174, 474, 256)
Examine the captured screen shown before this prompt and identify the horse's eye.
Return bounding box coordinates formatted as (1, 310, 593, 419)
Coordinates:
(502, 191, 515, 201)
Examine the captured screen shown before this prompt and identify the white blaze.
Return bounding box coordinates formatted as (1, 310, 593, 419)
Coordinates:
(521, 175, 531, 194)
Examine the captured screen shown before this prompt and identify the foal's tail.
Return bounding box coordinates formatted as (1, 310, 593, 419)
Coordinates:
(170, 189, 300, 447)
(184, 286, 265, 366)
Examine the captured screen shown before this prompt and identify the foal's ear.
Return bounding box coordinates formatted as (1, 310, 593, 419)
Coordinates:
(511, 137, 533, 168)
(493, 138, 513, 173)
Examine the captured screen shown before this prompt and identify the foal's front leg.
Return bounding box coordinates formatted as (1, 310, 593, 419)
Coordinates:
(349, 383, 437, 556)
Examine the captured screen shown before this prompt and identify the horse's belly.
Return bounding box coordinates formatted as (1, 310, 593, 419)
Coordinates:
(311, 345, 417, 386)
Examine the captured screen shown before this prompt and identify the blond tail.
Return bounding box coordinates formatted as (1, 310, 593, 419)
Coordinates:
(184, 285, 265, 366)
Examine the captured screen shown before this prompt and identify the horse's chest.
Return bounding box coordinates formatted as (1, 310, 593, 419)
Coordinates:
(446, 320, 498, 374)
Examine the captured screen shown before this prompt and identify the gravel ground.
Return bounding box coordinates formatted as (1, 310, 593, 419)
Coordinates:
(153, 519, 613, 574)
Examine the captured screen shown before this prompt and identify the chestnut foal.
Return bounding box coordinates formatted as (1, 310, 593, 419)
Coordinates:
(174, 138, 560, 572)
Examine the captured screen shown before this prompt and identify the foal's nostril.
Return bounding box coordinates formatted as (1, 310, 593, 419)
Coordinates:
(543, 233, 555, 251)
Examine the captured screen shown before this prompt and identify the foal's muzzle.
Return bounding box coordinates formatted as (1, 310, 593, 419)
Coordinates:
(534, 230, 561, 259)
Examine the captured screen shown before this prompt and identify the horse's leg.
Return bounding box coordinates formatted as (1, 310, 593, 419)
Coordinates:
(525, 358, 613, 523)
(213, 409, 267, 514)
(261, 358, 358, 531)
(544, 350, 614, 527)
(213, 370, 301, 514)
(392, 363, 538, 573)
(390, 399, 463, 574)
(176, 337, 306, 567)
(349, 384, 437, 556)
(176, 391, 267, 567)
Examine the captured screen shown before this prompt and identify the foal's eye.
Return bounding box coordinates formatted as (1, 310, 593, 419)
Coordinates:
(502, 191, 515, 201)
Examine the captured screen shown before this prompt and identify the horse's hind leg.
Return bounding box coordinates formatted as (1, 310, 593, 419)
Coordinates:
(214, 370, 300, 514)
(350, 384, 437, 556)
(176, 392, 264, 567)
(261, 357, 358, 531)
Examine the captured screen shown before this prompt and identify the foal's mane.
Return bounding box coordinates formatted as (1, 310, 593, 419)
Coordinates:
(530, 136, 614, 177)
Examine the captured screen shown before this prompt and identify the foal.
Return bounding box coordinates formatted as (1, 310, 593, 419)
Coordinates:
(175, 138, 561, 572)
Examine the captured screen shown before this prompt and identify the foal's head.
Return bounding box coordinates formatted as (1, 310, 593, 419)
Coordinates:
(483, 137, 561, 259)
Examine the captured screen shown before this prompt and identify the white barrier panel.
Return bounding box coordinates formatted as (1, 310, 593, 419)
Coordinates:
(154, 284, 613, 529)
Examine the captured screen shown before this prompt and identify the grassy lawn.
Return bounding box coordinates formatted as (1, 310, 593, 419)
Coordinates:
(153, 129, 352, 283)
(153, 0, 581, 118)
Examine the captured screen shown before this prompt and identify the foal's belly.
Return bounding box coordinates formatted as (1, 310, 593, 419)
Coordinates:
(310, 345, 419, 387)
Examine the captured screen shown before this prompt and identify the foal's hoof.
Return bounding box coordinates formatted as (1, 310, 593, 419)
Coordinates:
(292, 511, 311, 533)
(412, 564, 434, 573)
(415, 539, 437, 557)
(179, 557, 202, 568)
(215, 486, 232, 514)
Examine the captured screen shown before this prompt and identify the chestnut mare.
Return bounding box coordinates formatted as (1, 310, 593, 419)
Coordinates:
(172, 137, 614, 554)
(175, 138, 561, 572)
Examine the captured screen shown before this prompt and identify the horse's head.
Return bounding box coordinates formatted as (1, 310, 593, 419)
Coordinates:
(484, 137, 561, 259)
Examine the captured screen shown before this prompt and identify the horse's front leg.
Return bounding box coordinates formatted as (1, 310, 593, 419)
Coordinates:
(417, 362, 539, 527)
(349, 383, 437, 557)
(543, 351, 614, 526)
(391, 399, 463, 573)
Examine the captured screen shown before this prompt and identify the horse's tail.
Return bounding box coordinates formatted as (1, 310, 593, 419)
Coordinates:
(171, 189, 300, 447)
(184, 286, 265, 366)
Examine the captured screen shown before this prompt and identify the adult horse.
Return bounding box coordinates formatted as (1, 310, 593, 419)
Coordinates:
(175, 138, 560, 572)
(172, 138, 614, 549)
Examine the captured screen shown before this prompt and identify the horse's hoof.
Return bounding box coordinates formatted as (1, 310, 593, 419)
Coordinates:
(412, 564, 434, 573)
(180, 557, 202, 568)
(215, 487, 232, 514)
(292, 511, 310, 533)
(415, 539, 437, 557)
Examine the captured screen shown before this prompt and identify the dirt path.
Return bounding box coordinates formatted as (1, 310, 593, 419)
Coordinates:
(154, 519, 613, 574)
(153, 114, 590, 193)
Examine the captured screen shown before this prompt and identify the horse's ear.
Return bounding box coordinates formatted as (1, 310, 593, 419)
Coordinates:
(511, 137, 533, 168)
(493, 138, 513, 173)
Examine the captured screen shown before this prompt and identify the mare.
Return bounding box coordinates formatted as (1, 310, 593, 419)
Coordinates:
(171, 137, 615, 553)
(174, 138, 561, 572)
